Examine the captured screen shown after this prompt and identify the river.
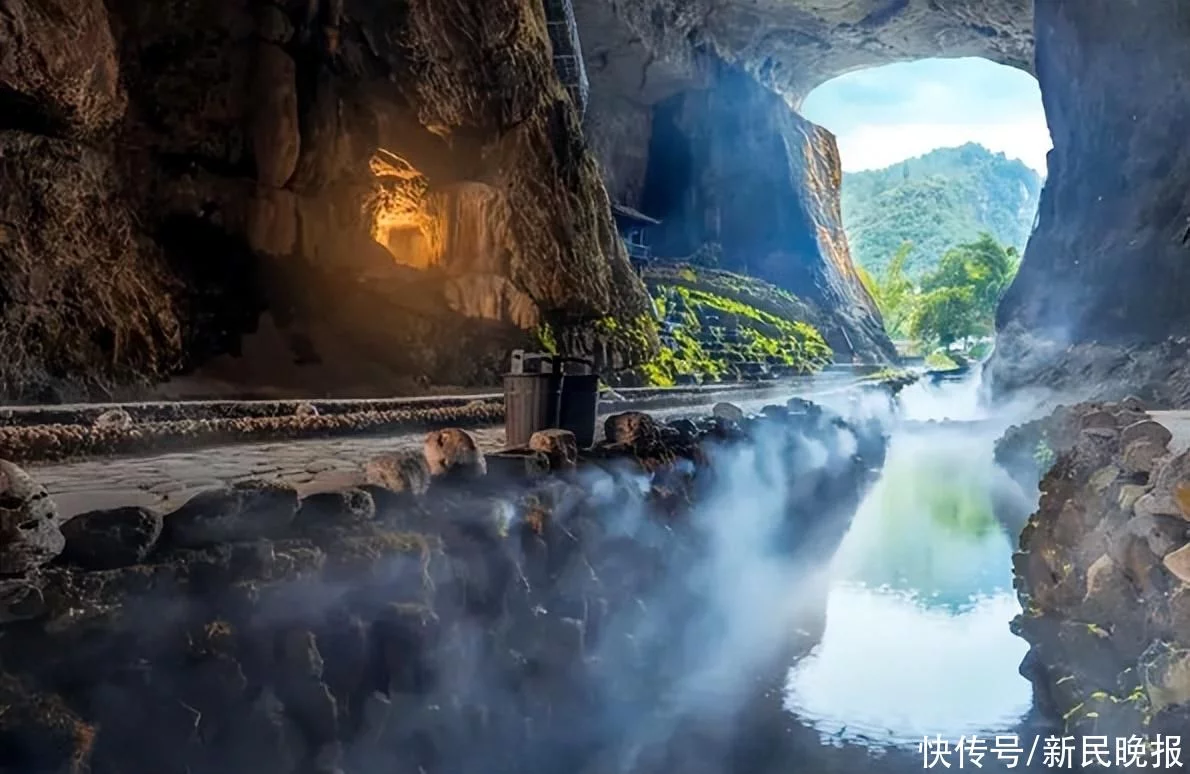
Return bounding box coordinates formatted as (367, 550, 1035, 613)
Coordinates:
(779, 376, 1058, 772)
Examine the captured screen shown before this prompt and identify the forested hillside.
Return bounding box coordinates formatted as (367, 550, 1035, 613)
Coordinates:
(841, 143, 1043, 277)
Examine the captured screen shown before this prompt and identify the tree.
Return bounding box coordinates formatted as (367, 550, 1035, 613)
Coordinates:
(910, 285, 980, 348)
(947, 233, 1019, 319)
(858, 241, 917, 338)
(910, 233, 1020, 348)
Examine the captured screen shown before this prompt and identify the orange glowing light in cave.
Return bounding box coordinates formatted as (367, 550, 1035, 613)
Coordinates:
(367, 149, 441, 269)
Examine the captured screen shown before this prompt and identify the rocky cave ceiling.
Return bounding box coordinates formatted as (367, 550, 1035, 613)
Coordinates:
(576, 0, 1035, 105)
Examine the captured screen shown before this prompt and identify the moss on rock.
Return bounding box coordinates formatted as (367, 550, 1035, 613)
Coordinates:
(637, 265, 831, 385)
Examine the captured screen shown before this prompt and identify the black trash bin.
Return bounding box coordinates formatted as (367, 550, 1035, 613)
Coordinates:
(503, 351, 599, 449)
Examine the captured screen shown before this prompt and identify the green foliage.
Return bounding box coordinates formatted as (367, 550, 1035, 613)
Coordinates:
(911, 234, 1019, 348)
(911, 286, 979, 347)
(859, 241, 917, 337)
(967, 340, 992, 360)
(536, 322, 557, 354)
(1034, 438, 1056, 470)
(842, 143, 1042, 279)
(866, 232, 1019, 353)
(924, 350, 959, 370)
(591, 313, 660, 371)
(636, 266, 833, 386)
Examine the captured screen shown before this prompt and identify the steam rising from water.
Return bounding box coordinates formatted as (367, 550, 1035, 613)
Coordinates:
(786, 374, 1043, 749)
(584, 415, 868, 773)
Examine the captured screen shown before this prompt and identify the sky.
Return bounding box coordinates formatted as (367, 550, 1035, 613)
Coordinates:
(799, 57, 1052, 175)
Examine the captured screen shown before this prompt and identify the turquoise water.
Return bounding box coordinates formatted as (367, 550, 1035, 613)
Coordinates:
(785, 384, 1035, 748)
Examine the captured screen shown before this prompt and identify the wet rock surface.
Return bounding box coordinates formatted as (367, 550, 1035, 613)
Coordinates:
(0, 0, 658, 401)
(1007, 400, 1190, 735)
(59, 506, 163, 570)
(0, 403, 885, 774)
(0, 460, 63, 573)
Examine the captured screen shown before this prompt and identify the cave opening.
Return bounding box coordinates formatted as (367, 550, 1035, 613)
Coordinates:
(799, 57, 1052, 359)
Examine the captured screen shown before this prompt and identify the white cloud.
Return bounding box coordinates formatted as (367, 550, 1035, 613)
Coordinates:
(798, 57, 1052, 176)
(833, 119, 1052, 174)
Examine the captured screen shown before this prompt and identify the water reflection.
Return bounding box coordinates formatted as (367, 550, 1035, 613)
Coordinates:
(784, 419, 1033, 748)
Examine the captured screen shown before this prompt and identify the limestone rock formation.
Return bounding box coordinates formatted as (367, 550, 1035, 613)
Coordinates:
(1009, 400, 1190, 734)
(6, 0, 1184, 398)
(0, 460, 63, 573)
(579, 0, 1190, 395)
(986, 1, 1190, 403)
(423, 428, 486, 479)
(0, 401, 887, 773)
(635, 64, 893, 360)
(60, 506, 164, 570)
(574, 0, 1037, 364)
(0, 0, 657, 400)
(604, 411, 660, 447)
(528, 428, 579, 469)
(295, 488, 377, 530)
(363, 451, 432, 495)
(164, 479, 299, 546)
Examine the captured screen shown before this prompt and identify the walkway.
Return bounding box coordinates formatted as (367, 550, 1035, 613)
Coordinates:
(32, 381, 871, 518)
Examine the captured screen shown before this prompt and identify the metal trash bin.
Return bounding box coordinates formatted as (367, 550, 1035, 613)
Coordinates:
(503, 351, 599, 449)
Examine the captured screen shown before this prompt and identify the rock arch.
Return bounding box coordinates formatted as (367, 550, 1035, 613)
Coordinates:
(578, 0, 1190, 401)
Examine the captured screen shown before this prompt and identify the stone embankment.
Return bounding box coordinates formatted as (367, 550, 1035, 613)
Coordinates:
(0, 382, 851, 464)
(1002, 399, 1190, 736)
(0, 399, 885, 774)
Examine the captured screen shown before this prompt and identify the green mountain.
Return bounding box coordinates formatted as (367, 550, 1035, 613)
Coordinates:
(841, 143, 1043, 278)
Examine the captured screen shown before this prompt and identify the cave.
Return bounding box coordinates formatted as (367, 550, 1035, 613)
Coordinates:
(1, 0, 1188, 401)
(5, 1, 1190, 768)
(578, 0, 1190, 403)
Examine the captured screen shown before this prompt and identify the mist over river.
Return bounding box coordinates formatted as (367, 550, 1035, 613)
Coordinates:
(783, 376, 1048, 761)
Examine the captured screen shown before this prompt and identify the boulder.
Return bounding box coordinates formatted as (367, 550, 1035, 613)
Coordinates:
(1128, 513, 1190, 559)
(0, 576, 45, 624)
(604, 412, 660, 446)
(0, 460, 63, 573)
(1083, 553, 1117, 599)
(1134, 450, 1190, 521)
(1148, 449, 1190, 493)
(786, 397, 821, 416)
(760, 404, 790, 421)
(1088, 464, 1120, 493)
(528, 429, 578, 469)
(93, 408, 133, 430)
(364, 452, 431, 494)
(1121, 439, 1166, 475)
(1078, 409, 1118, 430)
(711, 402, 745, 423)
(1120, 419, 1172, 450)
(666, 418, 700, 443)
(1118, 484, 1148, 513)
(1141, 642, 1190, 714)
(1120, 395, 1148, 413)
(1112, 408, 1150, 428)
(423, 429, 486, 478)
(1162, 543, 1190, 585)
(1074, 427, 1119, 467)
(295, 489, 376, 530)
(164, 480, 299, 547)
(294, 401, 319, 418)
(60, 506, 163, 569)
(484, 451, 551, 480)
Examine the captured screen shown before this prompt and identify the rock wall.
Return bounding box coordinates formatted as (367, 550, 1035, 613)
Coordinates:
(0, 0, 656, 401)
(1007, 400, 1190, 736)
(637, 64, 894, 361)
(987, 0, 1190, 403)
(0, 401, 885, 773)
